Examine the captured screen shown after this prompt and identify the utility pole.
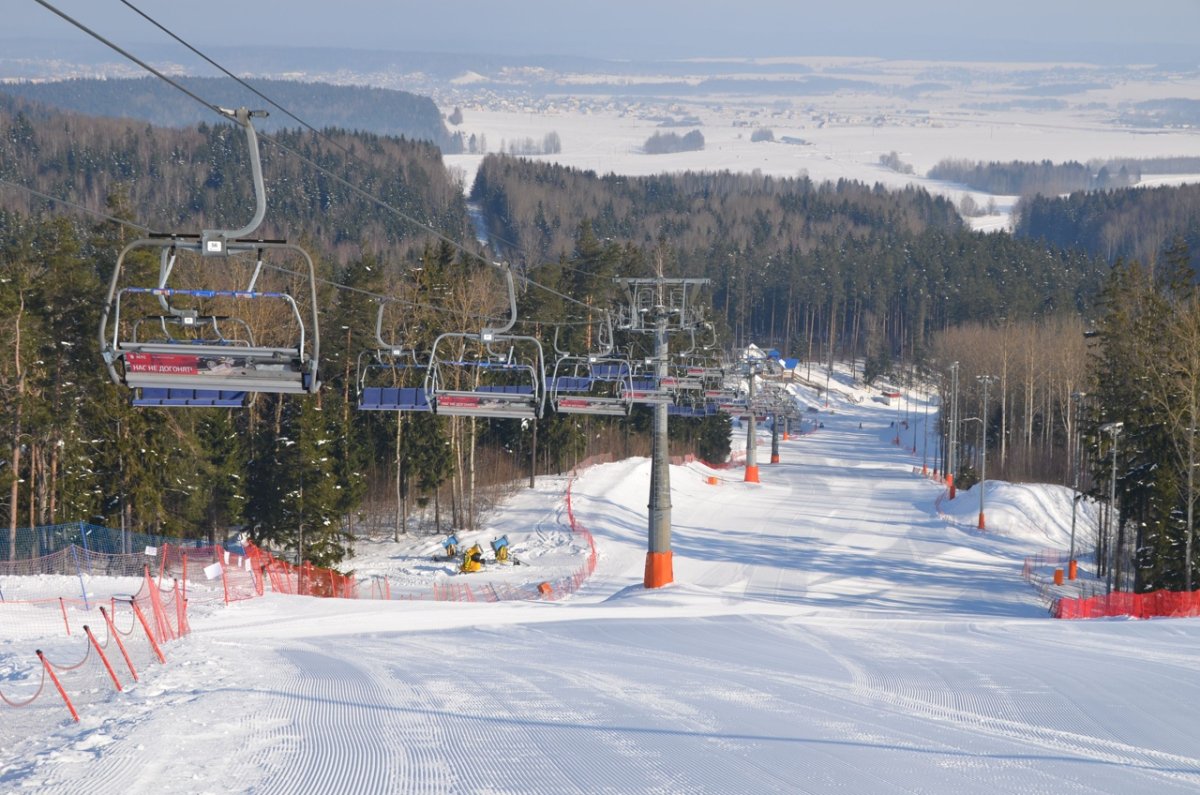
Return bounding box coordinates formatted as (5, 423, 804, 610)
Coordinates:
(922, 387, 930, 476)
(1068, 391, 1086, 579)
(616, 273, 710, 589)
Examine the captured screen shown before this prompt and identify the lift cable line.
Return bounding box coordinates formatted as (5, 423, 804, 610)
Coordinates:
(116, 0, 579, 277)
(0, 178, 152, 234)
(30, 0, 605, 322)
(0, 177, 597, 334)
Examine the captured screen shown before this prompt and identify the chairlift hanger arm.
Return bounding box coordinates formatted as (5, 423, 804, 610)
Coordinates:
(201, 107, 270, 256)
(480, 263, 518, 340)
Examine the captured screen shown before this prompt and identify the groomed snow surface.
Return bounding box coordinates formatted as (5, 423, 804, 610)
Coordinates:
(4, 368, 1200, 793)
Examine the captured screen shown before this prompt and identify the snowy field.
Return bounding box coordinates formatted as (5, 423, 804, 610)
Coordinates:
(445, 102, 1200, 234)
(438, 56, 1200, 233)
(3, 369, 1200, 793)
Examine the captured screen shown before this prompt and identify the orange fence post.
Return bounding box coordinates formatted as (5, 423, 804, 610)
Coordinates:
(37, 650, 79, 722)
(84, 625, 123, 693)
(130, 599, 167, 664)
(100, 605, 138, 683)
(59, 597, 71, 636)
(174, 580, 188, 637)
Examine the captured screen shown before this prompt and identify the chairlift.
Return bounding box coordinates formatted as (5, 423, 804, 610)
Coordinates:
(99, 108, 320, 405)
(425, 265, 546, 420)
(356, 303, 432, 412)
(548, 318, 634, 417)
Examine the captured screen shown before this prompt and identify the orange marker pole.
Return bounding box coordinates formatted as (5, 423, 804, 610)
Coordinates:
(84, 625, 123, 692)
(100, 606, 138, 682)
(38, 650, 79, 722)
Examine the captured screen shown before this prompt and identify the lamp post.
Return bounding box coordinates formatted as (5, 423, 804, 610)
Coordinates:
(948, 362, 959, 499)
(922, 386, 931, 475)
(894, 390, 902, 445)
(1100, 421, 1124, 594)
(1068, 391, 1086, 579)
(976, 374, 997, 530)
(824, 340, 831, 408)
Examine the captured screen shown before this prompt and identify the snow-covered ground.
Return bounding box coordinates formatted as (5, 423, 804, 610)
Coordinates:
(3, 368, 1200, 793)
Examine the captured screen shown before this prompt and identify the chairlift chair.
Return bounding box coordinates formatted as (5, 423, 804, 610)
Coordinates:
(99, 108, 320, 405)
(356, 303, 432, 412)
(424, 264, 546, 420)
(548, 319, 634, 417)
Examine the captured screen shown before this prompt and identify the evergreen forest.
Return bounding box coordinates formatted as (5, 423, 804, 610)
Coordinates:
(3, 94, 1199, 592)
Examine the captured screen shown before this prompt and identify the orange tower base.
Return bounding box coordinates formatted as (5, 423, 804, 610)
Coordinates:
(978, 511, 986, 530)
(744, 464, 760, 483)
(770, 454, 780, 464)
(645, 551, 674, 588)
(947, 474, 956, 500)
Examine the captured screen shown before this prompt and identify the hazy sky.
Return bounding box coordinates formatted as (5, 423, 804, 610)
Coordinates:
(11, 0, 1200, 63)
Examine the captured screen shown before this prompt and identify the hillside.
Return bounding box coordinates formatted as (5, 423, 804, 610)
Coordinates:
(0, 76, 460, 151)
(0, 94, 470, 261)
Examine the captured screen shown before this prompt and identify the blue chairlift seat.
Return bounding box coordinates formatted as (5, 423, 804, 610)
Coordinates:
(590, 363, 631, 381)
(359, 386, 431, 412)
(133, 387, 247, 407)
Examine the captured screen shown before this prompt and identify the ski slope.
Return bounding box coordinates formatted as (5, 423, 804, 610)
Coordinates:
(4, 372, 1200, 793)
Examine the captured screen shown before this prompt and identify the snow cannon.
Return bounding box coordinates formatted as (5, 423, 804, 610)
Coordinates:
(491, 535, 510, 563)
(460, 543, 485, 574)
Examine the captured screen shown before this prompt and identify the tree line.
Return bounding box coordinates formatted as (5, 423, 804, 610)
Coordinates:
(470, 154, 1109, 376)
(927, 158, 1138, 196)
(0, 96, 470, 264)
(0, 78, 459, 152)
(1015, 182, 1200, 271)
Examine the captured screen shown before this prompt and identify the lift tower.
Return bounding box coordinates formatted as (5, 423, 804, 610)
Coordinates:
(616, 274, 709, 589)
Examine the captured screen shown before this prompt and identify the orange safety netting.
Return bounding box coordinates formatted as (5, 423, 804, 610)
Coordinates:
(1, 570, 190, 722)
(1054, 588, 1200, 619)
(240, 542, 357, 599)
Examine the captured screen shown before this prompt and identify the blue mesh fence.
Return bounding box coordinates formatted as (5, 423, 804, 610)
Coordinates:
(0, 521, 210, 563)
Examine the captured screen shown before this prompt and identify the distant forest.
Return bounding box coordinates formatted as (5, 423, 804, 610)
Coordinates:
(1016, 183, 1200, 269)
(470, 155, 1108, 364)
(928, 158, 1139, 196)
(0, 95, 469, 263)
(0, 77, 461, 152)
(928, 156, 1200, 199)
(643, 130, 705, 154)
